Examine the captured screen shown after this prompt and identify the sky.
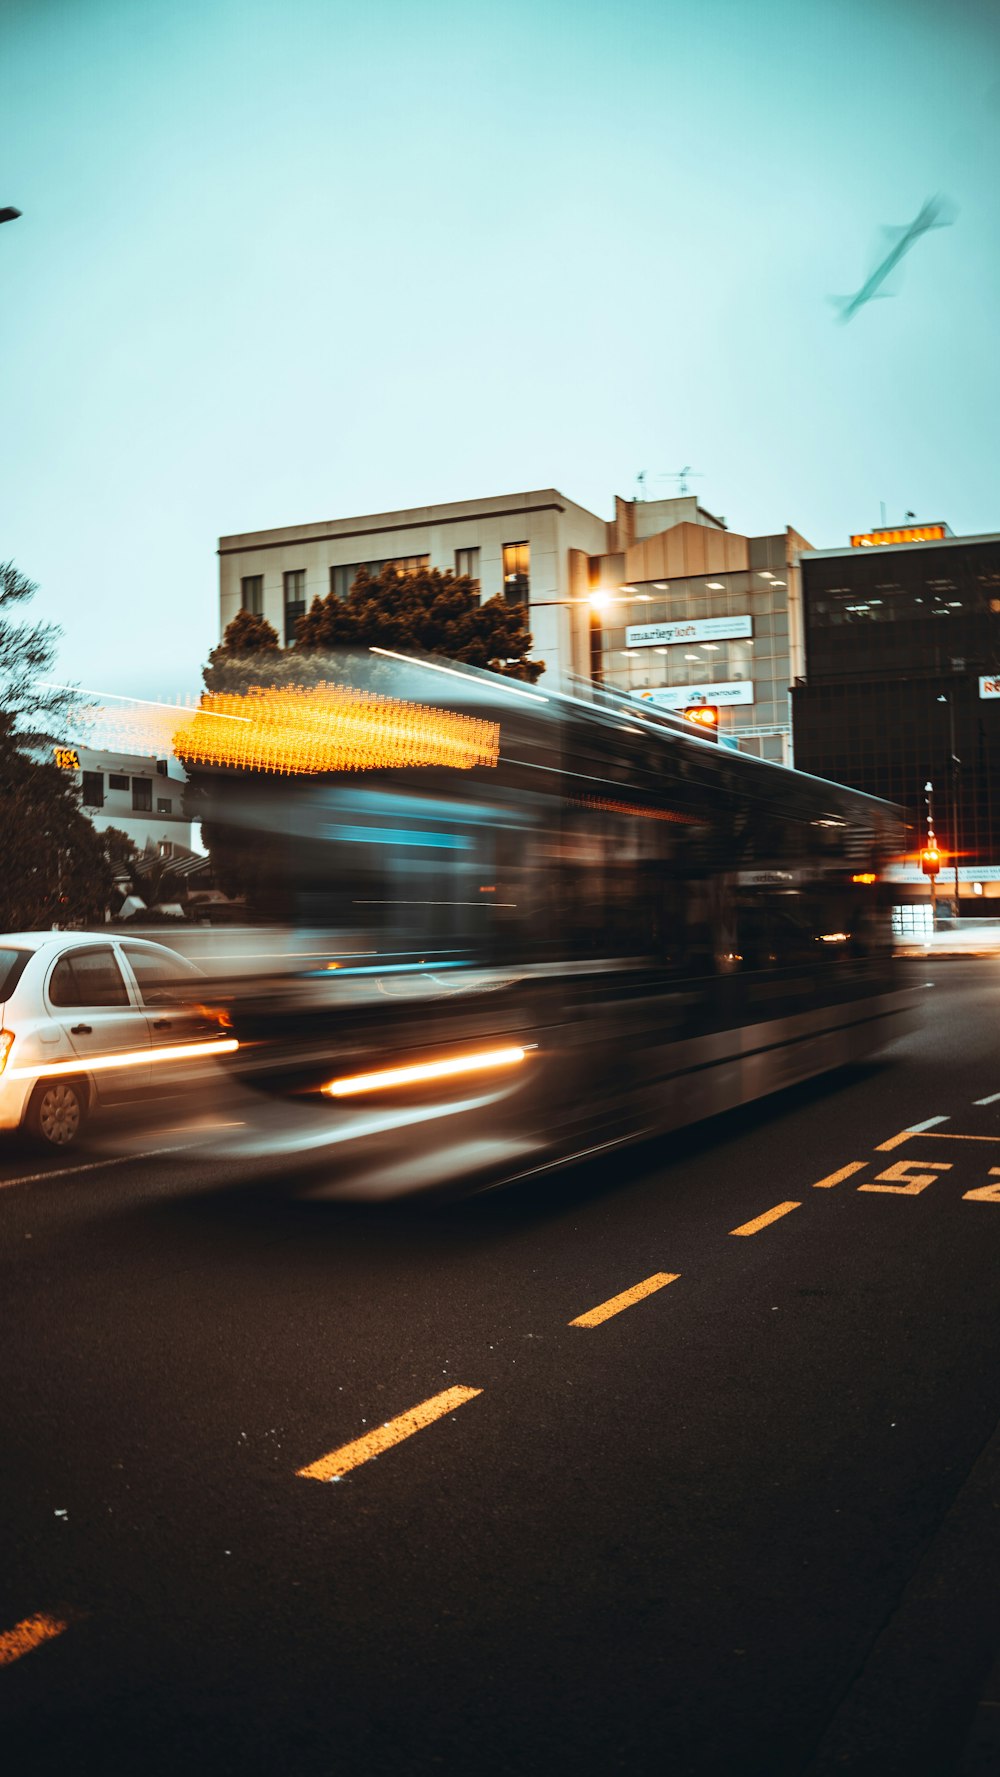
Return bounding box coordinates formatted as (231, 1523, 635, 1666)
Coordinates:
(2, 0, 999, 701)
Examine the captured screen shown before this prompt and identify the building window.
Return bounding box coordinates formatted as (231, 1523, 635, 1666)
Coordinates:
(332, 556, 430, 599)
(108, 773, 129, 791)
(132, 778, 152, 812)
(502, 541, 530, 604)
(81, 770, 104, 808)
(455, 547, 480, 583)
(156, 798, 172, 814)
(241, 574, 264, 616)
(283, 569, 306, 643)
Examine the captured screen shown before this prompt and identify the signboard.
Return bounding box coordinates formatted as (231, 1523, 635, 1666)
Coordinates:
(850, 524, 947, 547)
(885, 863, 1000, 883)
(52, 747, 80, 770)
(851, 525, 948, 548)
(636, 681, 755, 710)
(625, 615, 752, 649)
(737, 869, 802, 886)
(979, 677, 1000, 700)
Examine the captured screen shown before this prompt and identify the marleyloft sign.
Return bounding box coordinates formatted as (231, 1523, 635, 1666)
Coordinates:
(636, 680, 755, 709)
(625, 615, 752, 649)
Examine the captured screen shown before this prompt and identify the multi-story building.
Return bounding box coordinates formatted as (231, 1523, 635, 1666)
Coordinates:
(218, 489, 608, 685)
(791, 523, 1000, 903)
(218, 489, 812, 760)
(50, 743, 195, 854)
(585, 498, 810, 765)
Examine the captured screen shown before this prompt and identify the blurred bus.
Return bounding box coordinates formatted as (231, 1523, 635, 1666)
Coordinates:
(183, 653, 914, 1196)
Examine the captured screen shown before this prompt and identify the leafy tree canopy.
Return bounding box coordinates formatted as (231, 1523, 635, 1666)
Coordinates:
(202, 565, 543, 693)
(0, 714, 112, 930)
(0, 560, 80, 734)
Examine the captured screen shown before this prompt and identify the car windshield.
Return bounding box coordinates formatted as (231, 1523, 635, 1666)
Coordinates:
(0, 948, 30, 1003)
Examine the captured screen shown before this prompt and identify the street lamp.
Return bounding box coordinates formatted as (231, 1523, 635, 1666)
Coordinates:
(923, 780, 938, 925)
(0, 207, 21, 225)
(527, 591, 622, 688)
(937, 693, 961, 914)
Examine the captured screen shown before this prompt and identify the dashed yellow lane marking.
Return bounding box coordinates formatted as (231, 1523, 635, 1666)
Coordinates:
(569, 1272, 680, 1328)
(297, 1385, 482, 1483)
(0, 1611, 68, 1668)
(813, 1162, 867, 1189)
(730, 1201, 801, 1237)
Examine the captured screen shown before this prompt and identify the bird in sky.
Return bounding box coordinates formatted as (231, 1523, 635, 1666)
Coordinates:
(831, 194, 957, 322)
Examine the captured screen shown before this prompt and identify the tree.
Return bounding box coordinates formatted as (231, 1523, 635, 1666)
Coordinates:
(0, 560, 80, 734)
(0, 561, 112, 928)
(202, 567, 544, 693)
(295, 564, 544, 682)
(202, 609, 284, 694)
(0, 714, 112, 929)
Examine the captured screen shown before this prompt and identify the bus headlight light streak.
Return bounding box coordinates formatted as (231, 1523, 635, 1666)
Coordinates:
(323, 1045, 528, 1098)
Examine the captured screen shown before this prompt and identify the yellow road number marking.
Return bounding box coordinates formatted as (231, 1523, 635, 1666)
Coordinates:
(730, 1201, 801, 1237)
(297, 1385, 482, 1483)
(860, 1159, 953, 1195)
(570, 1272, 680, 1328)
(0, 1611, 67, 1668)
(963, 1167, 1000, 1204)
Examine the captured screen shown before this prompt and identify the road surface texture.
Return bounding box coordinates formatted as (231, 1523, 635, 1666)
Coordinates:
(2, 961, 1000, 1775)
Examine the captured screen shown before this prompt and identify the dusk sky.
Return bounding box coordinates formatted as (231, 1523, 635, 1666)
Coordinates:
(3, 0, 999, 701)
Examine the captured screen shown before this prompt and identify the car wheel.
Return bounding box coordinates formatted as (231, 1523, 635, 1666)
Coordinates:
(27, 1078, 88, 1149)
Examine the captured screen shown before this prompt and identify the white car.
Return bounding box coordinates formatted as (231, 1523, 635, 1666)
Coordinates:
(0, 933, 235, 1149)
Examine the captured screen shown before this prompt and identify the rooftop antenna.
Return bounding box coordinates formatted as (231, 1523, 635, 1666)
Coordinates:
(635, 470, 647, 502)
(663, 466, 703, 496)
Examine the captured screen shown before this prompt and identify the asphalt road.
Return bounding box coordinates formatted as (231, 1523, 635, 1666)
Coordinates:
(3, 961, 1000, 1775)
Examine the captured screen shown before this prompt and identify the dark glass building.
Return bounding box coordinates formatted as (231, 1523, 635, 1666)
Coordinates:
(792, 531, 1000, 903)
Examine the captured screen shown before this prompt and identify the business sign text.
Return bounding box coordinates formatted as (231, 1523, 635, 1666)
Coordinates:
(625, 615, 752, 649)
(636, 680, 755, 709)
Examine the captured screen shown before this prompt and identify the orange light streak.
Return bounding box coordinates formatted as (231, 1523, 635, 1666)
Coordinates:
(173, 682, 500, 777)
(323, 1045, 527, 1097)
(0, 1611, 68, 1668)
(9, 1037, 238, 1081)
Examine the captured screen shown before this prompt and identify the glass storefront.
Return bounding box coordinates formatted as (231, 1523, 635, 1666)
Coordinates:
(597, 560, 794, 762)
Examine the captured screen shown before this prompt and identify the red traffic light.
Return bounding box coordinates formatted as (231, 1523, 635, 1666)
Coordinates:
(682, 704, 720, 736)
(920, 846, 941, 878)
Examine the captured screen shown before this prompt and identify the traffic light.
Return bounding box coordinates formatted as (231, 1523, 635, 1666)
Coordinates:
(682, 704, 720, 738)
(920, 846, 941, 878)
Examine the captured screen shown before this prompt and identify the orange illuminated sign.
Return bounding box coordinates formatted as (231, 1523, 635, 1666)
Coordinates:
(850, 525, 947, 548)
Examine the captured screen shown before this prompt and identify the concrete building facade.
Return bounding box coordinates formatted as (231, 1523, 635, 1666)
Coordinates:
(219, 490, 608, 686)
(587, 503, 810, 764)
(218, 489, 812, 758)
